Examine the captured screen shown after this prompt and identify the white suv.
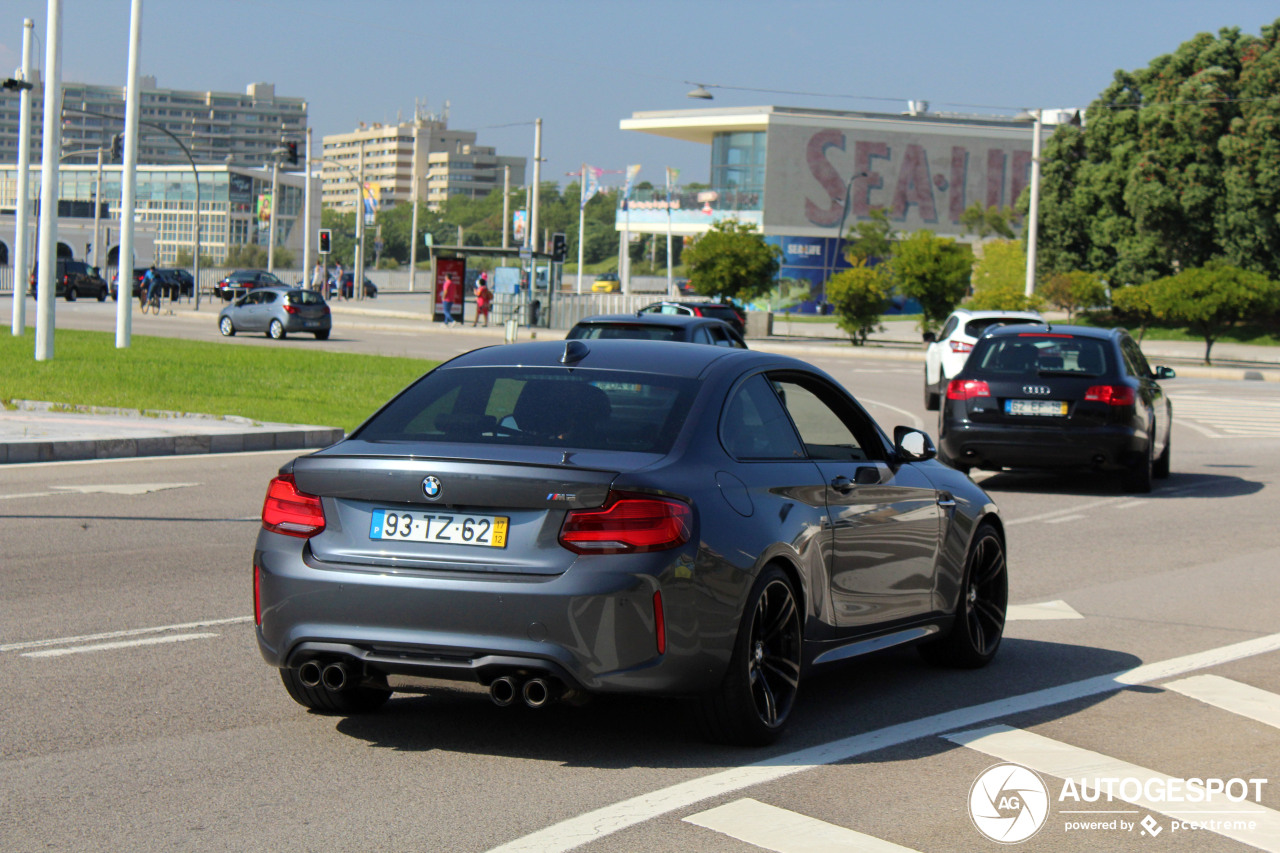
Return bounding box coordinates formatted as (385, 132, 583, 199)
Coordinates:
(923, 308, 1043, 410)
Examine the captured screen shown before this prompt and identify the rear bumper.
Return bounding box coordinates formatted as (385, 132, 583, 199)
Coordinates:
(940, 420, 1145, 471)
(254, 534, 738, 696)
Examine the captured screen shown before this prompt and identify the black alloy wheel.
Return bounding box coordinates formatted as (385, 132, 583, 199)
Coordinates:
(696, 565, 803, 745)
(66, 286, 77, 302)
(920, 522, 1006, 668)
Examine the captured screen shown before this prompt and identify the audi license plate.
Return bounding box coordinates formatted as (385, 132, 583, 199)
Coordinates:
(1006, 399, 1068, 416)
(369, 509, 508, 547)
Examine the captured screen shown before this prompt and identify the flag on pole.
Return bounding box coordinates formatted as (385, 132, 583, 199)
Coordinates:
(580, 164, 603, 210)
(623, 164, 642, 201)
(665, 167, 680, 204)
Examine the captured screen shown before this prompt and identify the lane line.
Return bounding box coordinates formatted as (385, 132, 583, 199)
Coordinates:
(1006, 600, 1084, 622)
(1006, 497, 1126, 526)
(857, 398, 923, 431)
(1164, 675, 1280, 730)
(945, 725, 1280, 851)
(3, 448, 299, 470)
(21, 632, 220, 658)
(484, 631, 1280, 853)
(1043, 515, 1086, 524)
(0, 616, 252, 653)
(684, 798, 920, 853)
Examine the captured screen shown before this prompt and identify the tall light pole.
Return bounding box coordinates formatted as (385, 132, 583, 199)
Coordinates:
(35, 0, 64, 361)
(1024, 109, 1043, 298)
(408, 124, 421, 292)
(114, 0, 144, 350)
(10, 17, 35, 337)
(502, 165, 511, 250)
(354, 140, 366, 302)
(267, 134, 282, 274)
(302, 127, 312, 283)
(832, 170, 870, 283)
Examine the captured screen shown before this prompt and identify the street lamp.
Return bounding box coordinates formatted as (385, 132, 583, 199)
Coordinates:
(686, 84, 714, 100)
(832, 170, 870, 280)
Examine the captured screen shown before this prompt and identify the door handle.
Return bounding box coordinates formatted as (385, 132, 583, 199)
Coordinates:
(830, 475, 855, 494)
(937, 491, 956, 508)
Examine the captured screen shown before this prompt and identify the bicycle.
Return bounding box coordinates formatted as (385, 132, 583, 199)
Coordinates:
(139, 290, 161, 315)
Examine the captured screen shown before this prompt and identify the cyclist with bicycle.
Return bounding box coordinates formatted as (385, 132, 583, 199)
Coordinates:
(141, 265, 161, 313)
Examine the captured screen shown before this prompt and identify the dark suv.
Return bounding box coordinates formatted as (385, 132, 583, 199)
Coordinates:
(110, 267, 148, 301)
(29, 260, 109, 302)
(937, 324, 1174, 492)
(214, 269, 287, 301)
(638, 300, 746, 335)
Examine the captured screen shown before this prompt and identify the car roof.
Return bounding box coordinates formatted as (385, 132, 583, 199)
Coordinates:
(576, 313, 733, 328)
(952, 308, 1043, 321)
(443, 339, 798, 379)
(981, 323, 1121, 341)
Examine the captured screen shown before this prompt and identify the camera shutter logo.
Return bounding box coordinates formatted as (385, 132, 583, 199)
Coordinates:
(968, 762, 1050, 844)
(422, 476, 442, 501)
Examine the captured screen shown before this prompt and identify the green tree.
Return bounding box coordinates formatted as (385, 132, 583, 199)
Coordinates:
(224, 243, 291, 269)
(1041, 270, 1109, 320)
(826, 263, 890, 345)
(889, 230, 972, 332)
(1147, 263, 1280, 363)
(1110, 280, 1159, 340)
(844, 207, 894, 263)
(682, 219, 782, 302)
(958, 202, 1016, 239)
(1037, 21, 1280, 283)
(969, 239, 1042, 310)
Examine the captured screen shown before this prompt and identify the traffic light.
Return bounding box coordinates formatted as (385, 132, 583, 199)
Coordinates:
(110, 133, 123, 163)
(285, 142, 299, 165)
(551, 232, 567, 262)
(318, 229, 331, 254)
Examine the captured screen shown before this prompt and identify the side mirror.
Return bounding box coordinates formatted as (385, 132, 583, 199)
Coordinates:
(1154, 366, 1176, 380)
(894, 426, 937, 462)
(922, 331, 936, 344)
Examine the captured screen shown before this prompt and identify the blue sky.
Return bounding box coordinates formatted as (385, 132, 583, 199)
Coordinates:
(4, 0, 1278, 191)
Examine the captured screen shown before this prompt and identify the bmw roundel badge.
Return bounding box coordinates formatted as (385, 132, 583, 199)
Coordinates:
(422, 476, 442, 500)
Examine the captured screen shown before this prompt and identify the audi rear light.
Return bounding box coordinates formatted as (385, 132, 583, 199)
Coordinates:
(559, 491, 692, 554)
(949, 340, 974, 353)
(261, 474, 325, 538)
(947, 379, 991, 401)
(1085, 385, 1136, 406)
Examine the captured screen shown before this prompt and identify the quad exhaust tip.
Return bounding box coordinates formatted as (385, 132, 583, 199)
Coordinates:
(489, 676, 518, 707)
(321, 662, 351, 691)
(489, 675, 559, 708)
(298, 660, 323, 689)
(522, 677, 552, 709)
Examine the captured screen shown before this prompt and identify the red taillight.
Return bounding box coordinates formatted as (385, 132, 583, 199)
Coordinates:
(653, 590, 666, 655)
(253, 561, 262, 626)
(949, 340, 974, 353)
(261, 474, 325, 538)
(283, 303, 299, 314)
(321, 305, 331, 315)
(1085, 385, 1136, 406)
(558, 491, 692, 554)
(947, 379, 991, 400)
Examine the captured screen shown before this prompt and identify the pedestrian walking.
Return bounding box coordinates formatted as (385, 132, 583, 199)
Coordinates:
(310, 260, 325, 292)
(335, 263, 345, 300)
(442, 274, 459, 326)
(473, 273, 492, 327)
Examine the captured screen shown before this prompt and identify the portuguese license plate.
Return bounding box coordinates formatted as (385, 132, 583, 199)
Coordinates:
(369, 509, 508, 547)
(1006, 399, 1068, 416)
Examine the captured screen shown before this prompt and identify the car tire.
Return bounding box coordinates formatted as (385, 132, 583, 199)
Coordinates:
(1123, 438, 1154, 493)
(694, 564, 803, 746)
(268, 319, 286, 340)
(924, 368, 941, 411)
(919, 522, 1007, 668)
(66, 286, 77, 302)
(1153, 429, 1171, 479)
(314, 330, 330, 340)
(279, 667, 391, 715)
(219, 316, 235, 337)
(97, 288, 107, 302)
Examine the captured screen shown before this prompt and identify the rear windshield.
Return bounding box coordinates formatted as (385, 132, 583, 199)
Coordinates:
(567, 324, 680, 342)
(964, 317, 1038, 337)
(699, 306, 740, 324)
(286, 290, 325, 305)
(969, 335, 1112, 377)
(353, 367, 698, 453)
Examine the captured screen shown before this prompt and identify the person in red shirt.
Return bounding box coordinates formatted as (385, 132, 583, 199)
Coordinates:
(473, 272, 492, 327)
(441, 274, 460, 326)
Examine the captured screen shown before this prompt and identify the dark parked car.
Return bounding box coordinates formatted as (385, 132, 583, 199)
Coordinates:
(29, 260, 109, 301)
(639, 300, 747, 335)
(109, 267, 147, 301)
(213, 269, 287, 301)
(937, 324, 1174, 492)
(161, 268, 195, 298)
(254, 340, 1007, 745)
(335, 272, 377, 299)
(218, 286, 331, 340)
(567, 313, 747, 348)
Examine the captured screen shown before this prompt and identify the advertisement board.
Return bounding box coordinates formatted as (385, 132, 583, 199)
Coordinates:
(434, 257, 467, 323)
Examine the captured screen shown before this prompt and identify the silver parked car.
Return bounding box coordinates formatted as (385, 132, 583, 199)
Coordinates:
(253, 340, 1007, 745)
(218, 286, 331, 340)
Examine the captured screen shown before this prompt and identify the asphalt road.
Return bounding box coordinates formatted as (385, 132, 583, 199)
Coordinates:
(2, 303, 1279, 851)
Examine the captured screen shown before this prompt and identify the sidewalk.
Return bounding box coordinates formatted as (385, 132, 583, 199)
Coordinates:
(3, 300, 1277, 465)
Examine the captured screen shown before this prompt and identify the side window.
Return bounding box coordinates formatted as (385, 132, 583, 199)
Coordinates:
(720, 375, 805, 460)
(1121, 337, 1151, 378)
(939, 316, 960, 340)
(769, 375, 881, 462)
(262, 292, 277, 305)
(692, 326, 712, 345)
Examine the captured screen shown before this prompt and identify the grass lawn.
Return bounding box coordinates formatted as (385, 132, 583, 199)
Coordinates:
(2, 329, 437, 432)
(1074, 314, 1280, 348)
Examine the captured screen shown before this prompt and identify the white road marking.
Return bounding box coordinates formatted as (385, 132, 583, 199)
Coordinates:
(21, 632, 220, 658)
(484, 631, 1280, 853)
(0, 491, 61, 501)
(1164, 675, 1280, 730)
(4, 448, 297, 470)
(49, 482, 200, 495)
(945, 725, 1280, 851)
(1006, 497, 1126, 526)
(1006, 600, 1084, 621)
(1043, 514, 1086, 524)
(857, 398, 923, 430)
(1114, 500, 1146, 509)
(0, 616, 252, 653)
(684, 798, 920, 853)
(1170, 395, 1280, 439)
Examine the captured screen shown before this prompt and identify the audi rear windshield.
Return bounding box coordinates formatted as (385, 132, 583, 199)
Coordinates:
(353, 367, 698, 454)
(970, 335, 1113, 377)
